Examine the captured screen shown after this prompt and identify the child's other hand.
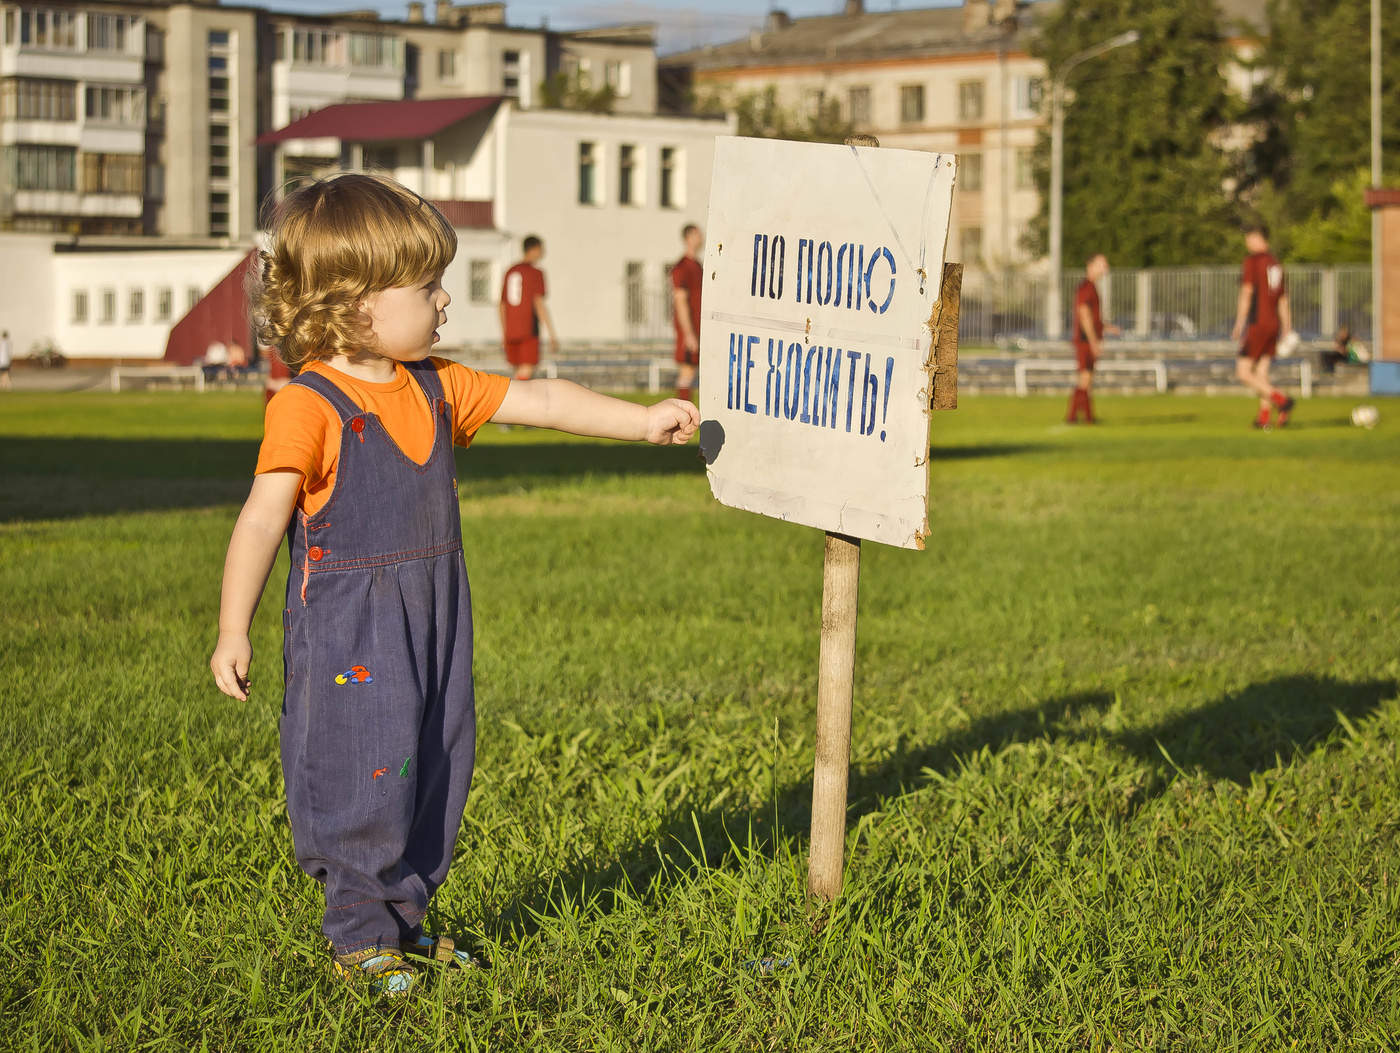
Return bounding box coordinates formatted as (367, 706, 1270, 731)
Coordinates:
(211, 632, 253, 701)
(645, 398, 700, 445)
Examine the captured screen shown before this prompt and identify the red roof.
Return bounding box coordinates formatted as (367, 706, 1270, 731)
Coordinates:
(430, 199, 493, 229)
(258, 96, 503, 145)
(163, 250, 257, 366)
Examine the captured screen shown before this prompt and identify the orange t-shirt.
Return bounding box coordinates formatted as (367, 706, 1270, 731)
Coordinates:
(256, 358, 510, 515)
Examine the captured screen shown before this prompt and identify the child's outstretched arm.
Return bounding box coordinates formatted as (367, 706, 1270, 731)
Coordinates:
(210, 470, 302, 701)
(493, 379, 699, 445)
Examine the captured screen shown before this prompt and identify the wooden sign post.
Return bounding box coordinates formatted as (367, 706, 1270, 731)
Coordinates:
(697, 135, 960, 900)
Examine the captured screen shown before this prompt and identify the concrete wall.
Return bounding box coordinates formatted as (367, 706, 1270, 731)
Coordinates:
(52, 246, 250, 359)
(497, 108, 732, 342)
(0, 234, 58, 359)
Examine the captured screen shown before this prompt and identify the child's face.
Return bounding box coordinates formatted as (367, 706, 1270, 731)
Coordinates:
(360, 271, 451, 362)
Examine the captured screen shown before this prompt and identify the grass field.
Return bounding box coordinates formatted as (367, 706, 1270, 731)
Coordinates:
(3, 390, 1399, 1051)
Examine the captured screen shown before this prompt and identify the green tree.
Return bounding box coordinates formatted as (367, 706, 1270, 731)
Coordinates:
(1247, 0, 1400, 237)
(1027, 0, 1240, 267)
(539, 70, 616, 114)
(697, 86, 853, 145)
(1258, 168, 1385, 263)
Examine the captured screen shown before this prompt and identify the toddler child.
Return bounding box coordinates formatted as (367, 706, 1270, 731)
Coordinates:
(209, 173, 698, 997)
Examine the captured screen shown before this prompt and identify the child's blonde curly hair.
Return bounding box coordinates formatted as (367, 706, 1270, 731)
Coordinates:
(252, 173, 457, 370)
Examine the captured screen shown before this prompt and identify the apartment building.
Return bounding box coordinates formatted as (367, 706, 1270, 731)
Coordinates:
(661, 0, 1046, 271)
(0, 0, 658, 240)
(662, 0, 1269, 272)
(259, 95, 732, 347)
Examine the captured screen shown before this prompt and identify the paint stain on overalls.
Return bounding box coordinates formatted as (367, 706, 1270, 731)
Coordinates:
(279, 360, 476, 957)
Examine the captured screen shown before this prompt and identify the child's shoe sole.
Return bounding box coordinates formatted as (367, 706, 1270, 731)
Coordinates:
(332, 948, 419, 997)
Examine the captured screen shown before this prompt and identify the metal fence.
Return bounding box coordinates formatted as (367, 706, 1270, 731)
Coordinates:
(625, 264, 1373, 348)
(958, 265, 1373, 347)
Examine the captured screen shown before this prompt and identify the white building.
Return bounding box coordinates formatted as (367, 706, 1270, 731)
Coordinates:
(261, 96, 733, 350)
(3, 97, 732, 361)
(0, 0, 659, 239)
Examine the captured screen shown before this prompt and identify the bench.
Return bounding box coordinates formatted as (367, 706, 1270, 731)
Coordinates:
(109, 365, 205, 393)
(1014, 358, 1167, 396)
(539, 358, 678, 393)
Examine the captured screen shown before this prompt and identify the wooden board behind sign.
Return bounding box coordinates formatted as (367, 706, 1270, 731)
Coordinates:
(697, 136, 957, 550)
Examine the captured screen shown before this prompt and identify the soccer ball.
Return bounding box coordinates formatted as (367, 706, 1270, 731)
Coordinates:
(1276, 330, 1301, 358)
(1351, 405, 1380, 429)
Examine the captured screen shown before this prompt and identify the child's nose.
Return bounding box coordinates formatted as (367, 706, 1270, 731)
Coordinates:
(437, 288, 451, 309)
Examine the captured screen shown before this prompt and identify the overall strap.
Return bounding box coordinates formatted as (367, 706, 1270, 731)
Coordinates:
(289, 370, 363, 422)
(404, 358, 446, 403)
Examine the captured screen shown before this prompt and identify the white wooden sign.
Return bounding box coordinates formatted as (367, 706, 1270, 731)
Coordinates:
(697, 136, 957, 550)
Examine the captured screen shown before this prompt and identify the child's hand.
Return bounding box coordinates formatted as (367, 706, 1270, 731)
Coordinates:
(211, 632, 253, 701)
(645, 398, 701, 445)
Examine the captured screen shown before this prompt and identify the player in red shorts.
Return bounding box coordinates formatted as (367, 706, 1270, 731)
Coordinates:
(1230, 225, 1296, 429)
(671, 223, 703, 401)
(499, 235, 558, 381)
(1067, 253, 1119, 424)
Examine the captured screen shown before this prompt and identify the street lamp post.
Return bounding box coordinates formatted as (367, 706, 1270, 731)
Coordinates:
(1047, 30, 1140, 340)
(1371, 0, 1383, 360)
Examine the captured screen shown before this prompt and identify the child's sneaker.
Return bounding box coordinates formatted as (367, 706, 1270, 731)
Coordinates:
(402, 932, 481, 969)
(332, 947, 419, 998)
(1275, 396, 1295, 427)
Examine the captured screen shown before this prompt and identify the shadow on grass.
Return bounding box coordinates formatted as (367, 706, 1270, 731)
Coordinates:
(929, 443, 1047, 461)
(0, 437, 706, 521)
(1280, 417, 1354, 430)
(472, 675, 1395, 939)
(1101, 413, 1200, 426)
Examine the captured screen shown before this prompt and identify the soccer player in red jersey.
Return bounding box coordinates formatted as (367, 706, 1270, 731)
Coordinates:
(499, 235, 558, 381)
(1067, 253, 1119, 424)
(671, 223, 704, 401)
(1230, 225, 1296, 429)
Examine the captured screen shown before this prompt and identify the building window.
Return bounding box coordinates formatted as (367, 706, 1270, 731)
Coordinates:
(438, 49, 456, 78)
(1013, 75, 1044, 118)
(81, 153, 143, 194)
(847, 85, 871, 125)
(20, 9, 80, 50)
(11, 144, 76, 190)
(87, 13, 135, 52)
(210, 191, 229, 237)
(156, 287, 173, 322)
(502, 49, 520, 96)
(618, 143, 636, 205)
(1015, 147, 1034, 189)
(624, 260, 646, 324)
(899, 84, 924, 124)
(960, 152, 983, 192)
(363, 145, 396, 171)
(803, 88, 825, 120)
(348, 33, 401, 69)
(578, 141, 596, 205)
(85, 85, 145, 125)
(958, 80, 985, 122)
(603, 60, 631, 97)
(659, 146, 679, 208)
(962, 225, 983, 265)
(1, 78, 76, 121)
(72, 290, 88, 324)
(127, 288, 144, 323)
(186, 286, 201, 312)
(99, 288, 116, 324)
(469, 260, 491, 303)
(292, 29, 332, 66)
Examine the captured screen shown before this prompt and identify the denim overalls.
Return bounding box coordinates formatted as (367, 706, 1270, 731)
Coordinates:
(279, 360, 475, 957)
